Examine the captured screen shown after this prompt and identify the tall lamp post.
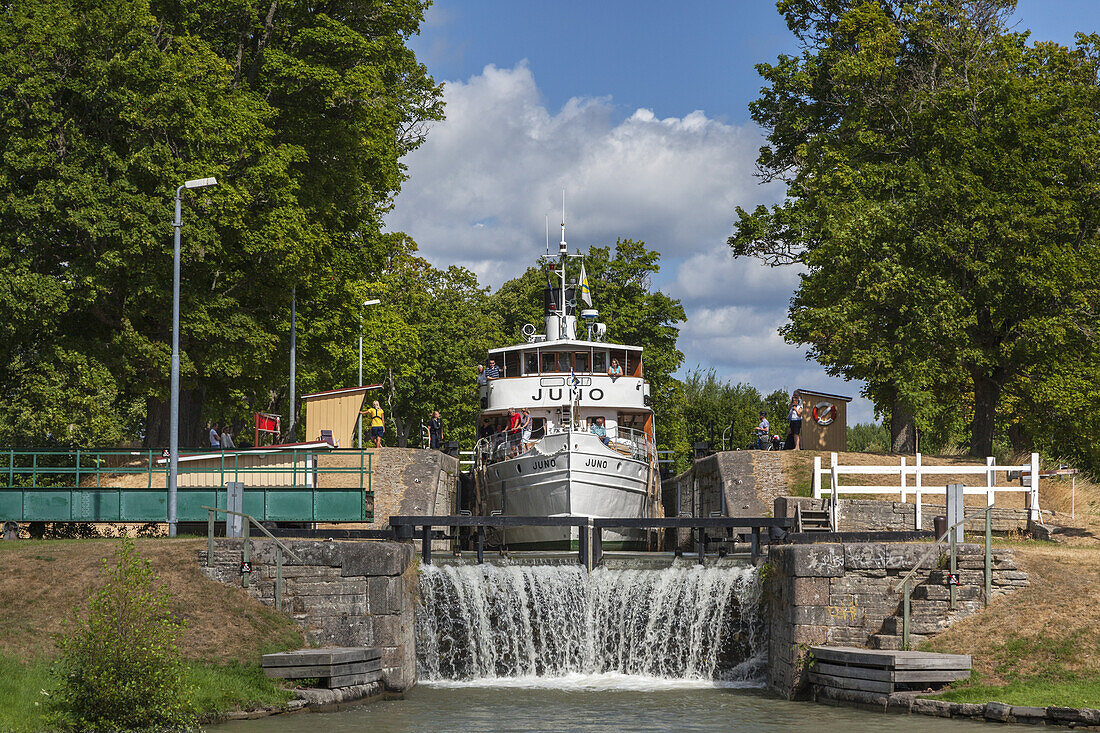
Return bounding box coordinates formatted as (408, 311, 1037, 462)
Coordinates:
(358, 298, 381, 448)
(169, 176, 218, 538)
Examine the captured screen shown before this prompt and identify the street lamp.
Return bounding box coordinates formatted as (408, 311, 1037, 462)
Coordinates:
(358, 298, 382, 448)
(169, 176, 218, 538)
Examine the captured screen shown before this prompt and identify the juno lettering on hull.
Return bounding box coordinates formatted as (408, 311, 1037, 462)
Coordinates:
(529, 388, 605, 402)
(532, 459, 557, 470)
(584, 459, 608, 468)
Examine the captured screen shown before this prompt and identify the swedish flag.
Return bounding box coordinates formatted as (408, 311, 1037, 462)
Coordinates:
(579, 261, 593, 306)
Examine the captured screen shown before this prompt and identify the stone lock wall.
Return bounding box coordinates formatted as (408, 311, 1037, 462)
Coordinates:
(765, 542, 1028, 698)
(200, 539, 418, 691)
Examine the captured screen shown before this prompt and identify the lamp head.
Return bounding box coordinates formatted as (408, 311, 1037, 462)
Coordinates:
(184, 177, 218, 189)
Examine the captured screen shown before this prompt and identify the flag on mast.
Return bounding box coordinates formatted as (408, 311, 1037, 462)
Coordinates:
(579, 261, 593, 306)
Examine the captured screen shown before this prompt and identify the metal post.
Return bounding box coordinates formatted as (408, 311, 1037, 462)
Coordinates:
(751, 526, 760, 561)
(358, 311, 364, 450)
(984, 506, 992, 606)
(169, 186, 183, 538)
(949, 526, 957, 611)
(696, 528, 706, 564)
(578, 521, 589, 569)
(276, 545, 284, 612)
(242, 518, 250, 588)
(593, 526, 603, 567)
(914, 452, 922, 530)
(830, 460, 839, 531)
(287, 287, 296, 440)
(986, 456, 995, 508)
(476, 525, 484, 564)
(1029, 452, 1040, 522)
(903, 581, 911, 650)
(421, 524, 432, 565)
(207, 508, 214, 567)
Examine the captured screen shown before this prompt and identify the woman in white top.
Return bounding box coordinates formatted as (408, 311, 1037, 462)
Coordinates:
(788, 392, 803, 450)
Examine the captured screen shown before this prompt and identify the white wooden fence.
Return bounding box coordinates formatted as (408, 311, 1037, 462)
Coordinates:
(812, 452, 1041, 530)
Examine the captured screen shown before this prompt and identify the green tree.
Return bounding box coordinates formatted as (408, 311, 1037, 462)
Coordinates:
(731, 0, 1100, 457)
(0, 0, 442, 448)
(50, 537, 195, 732)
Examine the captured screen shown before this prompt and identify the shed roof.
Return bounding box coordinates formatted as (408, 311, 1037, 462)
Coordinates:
(797, 388, 853, 403)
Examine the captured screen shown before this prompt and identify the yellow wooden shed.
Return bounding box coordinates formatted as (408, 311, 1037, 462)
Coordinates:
(303, 385, 382, 448)
(797, 389, 852, 452)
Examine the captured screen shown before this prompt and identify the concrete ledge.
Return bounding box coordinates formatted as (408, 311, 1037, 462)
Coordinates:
(294, 680, 385, 707)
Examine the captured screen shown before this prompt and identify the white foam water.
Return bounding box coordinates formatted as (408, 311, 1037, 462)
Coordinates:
(416, 563, 764, 683)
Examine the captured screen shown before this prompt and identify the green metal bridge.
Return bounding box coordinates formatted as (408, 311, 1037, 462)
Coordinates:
(0, 446, 374, 524)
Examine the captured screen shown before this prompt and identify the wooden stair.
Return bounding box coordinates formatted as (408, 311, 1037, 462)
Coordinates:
(795, 504, 832, 533)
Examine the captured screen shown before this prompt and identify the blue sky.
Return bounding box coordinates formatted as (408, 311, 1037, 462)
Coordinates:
(389, 1, 1100, 424)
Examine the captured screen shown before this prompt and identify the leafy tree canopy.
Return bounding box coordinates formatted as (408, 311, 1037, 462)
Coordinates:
(731, 0, 1100, 459)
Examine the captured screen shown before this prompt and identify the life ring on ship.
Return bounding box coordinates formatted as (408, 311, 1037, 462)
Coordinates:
(812, 402, 837, 426)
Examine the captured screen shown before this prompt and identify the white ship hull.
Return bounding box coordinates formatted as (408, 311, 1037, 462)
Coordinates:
(482, 431, 652, 549)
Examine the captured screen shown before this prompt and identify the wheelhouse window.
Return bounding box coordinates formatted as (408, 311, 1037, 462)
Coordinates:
(541, 351, 559, 373)
(593, 351, 607, 374)
(524, 352, 538, 375)
(504, 352, 520, 377)
(574, 352, 590, 373)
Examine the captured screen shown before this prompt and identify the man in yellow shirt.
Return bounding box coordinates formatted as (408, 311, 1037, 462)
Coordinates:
(362, 400, 385, 448)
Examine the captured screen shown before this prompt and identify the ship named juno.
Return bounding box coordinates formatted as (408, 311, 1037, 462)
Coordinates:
(473, 217, 659, 549)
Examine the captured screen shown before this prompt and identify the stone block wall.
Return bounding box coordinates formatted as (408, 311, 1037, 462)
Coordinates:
(661, 451, 768, 547)
(776, 496, 1043, 533)
(765, 542, 1027, 698)
(317, 448, 458, 529)
(200, 539, 418, 691)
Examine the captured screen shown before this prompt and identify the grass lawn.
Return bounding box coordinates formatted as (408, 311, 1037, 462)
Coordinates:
(0, 656, 296, 732)
(923, 544, 1100, 710)
(0, 537, 307, 729)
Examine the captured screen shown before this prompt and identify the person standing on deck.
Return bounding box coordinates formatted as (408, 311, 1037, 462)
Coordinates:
(476, 364, 487, 386)
(485, 359, 501, 380)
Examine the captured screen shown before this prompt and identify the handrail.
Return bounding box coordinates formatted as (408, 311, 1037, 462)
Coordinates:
(892, 505, 993, 594)
(201, 505, 302, 562)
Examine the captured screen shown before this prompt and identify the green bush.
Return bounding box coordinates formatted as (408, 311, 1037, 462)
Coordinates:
(847, 422, 889, 453)
(49, 537, 196, 732)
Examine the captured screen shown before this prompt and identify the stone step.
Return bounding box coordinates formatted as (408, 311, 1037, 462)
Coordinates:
(868, 633, 929, 650)
(911, 584, 983, 601)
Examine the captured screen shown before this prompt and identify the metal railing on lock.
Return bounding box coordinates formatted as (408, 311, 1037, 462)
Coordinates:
(813, 451, 1043, 530)
(202, 505, 302, 612)
(892, 504, 998, 651)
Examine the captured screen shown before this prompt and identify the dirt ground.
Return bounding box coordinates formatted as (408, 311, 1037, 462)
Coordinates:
(925, 544, 1100, 684)
(0, 538, 303, 662)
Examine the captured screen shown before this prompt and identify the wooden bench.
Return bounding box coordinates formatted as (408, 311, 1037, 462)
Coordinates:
(262, 647, 382, 689)
(809, 646, 971, 695)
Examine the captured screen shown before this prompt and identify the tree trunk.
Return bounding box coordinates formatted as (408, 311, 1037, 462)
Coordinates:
(144, 387, 206, 449)
(970, 371, 1001, 458)
(1006, 422, 1031, 456)
(889, 392, 917, 454)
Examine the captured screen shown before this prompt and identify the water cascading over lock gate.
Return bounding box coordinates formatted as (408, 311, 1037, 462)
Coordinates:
(416, 563, 765, 682)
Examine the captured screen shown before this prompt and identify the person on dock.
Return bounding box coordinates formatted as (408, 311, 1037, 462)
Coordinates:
(429, 411, 443, 450)
(787, 392, 803, 450)
(362, 400, 385, 448)
(755, 412, 769, 450)
(208, 424, 221, 449)
(220, 426, 236, 450)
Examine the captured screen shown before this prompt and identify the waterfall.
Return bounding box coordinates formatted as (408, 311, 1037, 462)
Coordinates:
(416, 562, 764, 682)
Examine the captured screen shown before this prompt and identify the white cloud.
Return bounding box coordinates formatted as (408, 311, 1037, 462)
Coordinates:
(387, 62, 877, 425)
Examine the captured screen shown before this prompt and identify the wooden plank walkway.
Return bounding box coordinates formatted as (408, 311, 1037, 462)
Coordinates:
(809, 646, 971, 695)
(262, 647, 382, 689)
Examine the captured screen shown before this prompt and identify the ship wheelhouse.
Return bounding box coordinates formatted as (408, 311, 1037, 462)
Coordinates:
(477, 339, 654, 464)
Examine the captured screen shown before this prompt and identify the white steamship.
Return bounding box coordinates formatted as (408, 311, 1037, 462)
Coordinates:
(473, 219, 658, 549)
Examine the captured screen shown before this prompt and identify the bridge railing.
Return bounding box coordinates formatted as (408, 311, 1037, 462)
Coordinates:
(812, 451, 1042, 530)
(0, 446, 374, 523)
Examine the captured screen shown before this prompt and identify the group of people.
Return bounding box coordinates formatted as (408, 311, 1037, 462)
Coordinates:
(480, 407, 533, 457)
(357, 401, 444, 450)
(751, 391, 804, 450)
(207, 424, 236, 450)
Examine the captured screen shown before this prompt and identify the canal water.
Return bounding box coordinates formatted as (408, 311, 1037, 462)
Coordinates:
(218, 563, 987, 731)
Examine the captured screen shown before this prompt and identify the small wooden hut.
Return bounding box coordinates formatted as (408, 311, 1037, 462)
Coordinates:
(303, 385, 382, 448)
(797, 389, 852, 452)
